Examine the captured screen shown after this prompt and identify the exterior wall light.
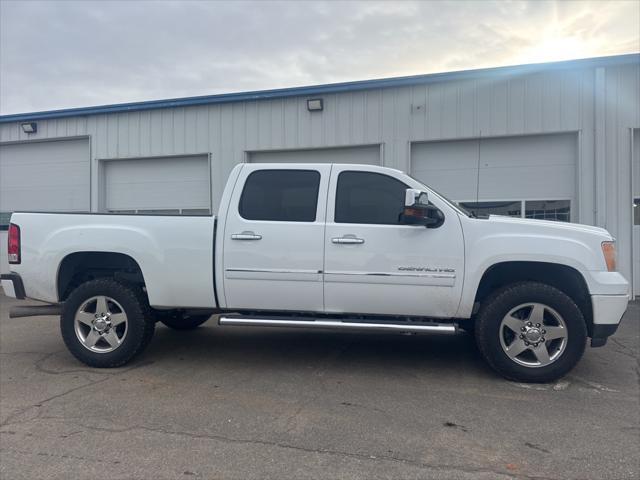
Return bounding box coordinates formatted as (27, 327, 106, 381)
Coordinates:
(21, 122, 37, 134)
(307, 98, 323, 111)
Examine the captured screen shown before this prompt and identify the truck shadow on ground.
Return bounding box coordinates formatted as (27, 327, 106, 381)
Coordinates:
(142, 322, 493, 379)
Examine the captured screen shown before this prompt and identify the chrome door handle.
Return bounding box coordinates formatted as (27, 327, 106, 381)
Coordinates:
(231, 231, 262, 240)
(332, 236, 364, 244)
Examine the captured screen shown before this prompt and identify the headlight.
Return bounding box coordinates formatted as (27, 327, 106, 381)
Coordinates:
(601, 241, 617, 272)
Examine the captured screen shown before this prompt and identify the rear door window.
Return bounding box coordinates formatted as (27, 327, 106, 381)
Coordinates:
(239, 170, 320, 222)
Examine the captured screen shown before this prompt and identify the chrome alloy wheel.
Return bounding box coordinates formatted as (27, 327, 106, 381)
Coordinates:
(499, 302, 568, 368)
(74, 296, 128, 353)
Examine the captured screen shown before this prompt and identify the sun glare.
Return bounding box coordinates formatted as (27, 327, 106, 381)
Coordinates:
(522, 35, 591, 63)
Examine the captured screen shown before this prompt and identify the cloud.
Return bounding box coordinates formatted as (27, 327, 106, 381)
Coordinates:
(0, 0, 638, 114)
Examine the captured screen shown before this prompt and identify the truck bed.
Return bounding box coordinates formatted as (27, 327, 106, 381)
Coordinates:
(4, 212, 218, 308)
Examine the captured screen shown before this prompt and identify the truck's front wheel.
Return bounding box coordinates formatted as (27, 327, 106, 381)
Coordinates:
(475, 282, 587, 383)
(60, 279, 155, 368)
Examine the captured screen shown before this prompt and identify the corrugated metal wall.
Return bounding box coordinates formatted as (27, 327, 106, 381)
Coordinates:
(1, 60, 639, 285)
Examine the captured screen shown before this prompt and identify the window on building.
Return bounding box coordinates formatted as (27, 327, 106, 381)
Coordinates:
(525, 200, 571, 222)
(136, 209, 181, 215)
(459, 201, 522, 218)
(0, 212, 11, 231)
(634, 198, 640, 226)
(107, 208, 210, 215)
(181, 208, 211, 216)
(335, 171, 408, 224)
(239, 169, 320, 222)
(456, 199, 571, 222)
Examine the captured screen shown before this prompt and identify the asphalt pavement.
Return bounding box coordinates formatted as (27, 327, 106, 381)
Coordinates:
(0, 292, 638, 479)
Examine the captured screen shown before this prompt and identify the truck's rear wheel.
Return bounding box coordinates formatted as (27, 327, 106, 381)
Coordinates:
(156, 311, 210, 330)
(60, 278, 155, 368)
(475, 282, 586, 383)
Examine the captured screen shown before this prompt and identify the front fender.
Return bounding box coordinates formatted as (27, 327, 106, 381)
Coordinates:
(456, 228, 607, 318)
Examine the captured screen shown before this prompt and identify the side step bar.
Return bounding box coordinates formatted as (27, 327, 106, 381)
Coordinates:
(219, 316, 457, 334)
(10, 305, 63, 318)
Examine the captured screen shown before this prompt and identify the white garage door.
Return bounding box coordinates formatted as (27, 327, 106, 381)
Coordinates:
(103, 155, 211, 215)
(248, 145, 380, 164)
(1, 137, 90, 273)
(411, 133, 577, 221)
(0, 138, 90, 213)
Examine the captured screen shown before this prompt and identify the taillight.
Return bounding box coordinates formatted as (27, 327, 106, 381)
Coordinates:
(8, 223, 20, 264)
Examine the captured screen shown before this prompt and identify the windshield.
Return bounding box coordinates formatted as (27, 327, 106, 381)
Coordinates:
(406, 174, 474, 217)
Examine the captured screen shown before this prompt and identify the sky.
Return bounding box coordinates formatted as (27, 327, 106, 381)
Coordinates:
(0, 0, 638, 115)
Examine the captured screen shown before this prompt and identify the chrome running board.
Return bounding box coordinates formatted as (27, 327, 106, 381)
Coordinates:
(10, 305, 63, 318)
(219, 316, 457, 334)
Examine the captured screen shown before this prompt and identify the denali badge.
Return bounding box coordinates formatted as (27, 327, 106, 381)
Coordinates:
(398, 266, 455, 273)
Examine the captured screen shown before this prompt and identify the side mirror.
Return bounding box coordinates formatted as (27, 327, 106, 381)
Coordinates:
(401, 189, 444, 228)
(405, 189, 425, 208)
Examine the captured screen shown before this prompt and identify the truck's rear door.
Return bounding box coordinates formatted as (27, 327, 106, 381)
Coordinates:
(222, 164, 330, 311)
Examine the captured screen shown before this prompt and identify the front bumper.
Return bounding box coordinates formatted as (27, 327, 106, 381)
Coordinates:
(0, 273, 25, 299)
(592, 294, 629, 325)
(590, 294, 629, 347)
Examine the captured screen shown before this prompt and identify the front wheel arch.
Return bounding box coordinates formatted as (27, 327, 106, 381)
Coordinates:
(473, 261, 593, 337)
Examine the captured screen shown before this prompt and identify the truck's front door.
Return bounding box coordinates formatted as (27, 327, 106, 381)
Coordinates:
(323, 166, 464, 318)
(222, 164, 330, 312)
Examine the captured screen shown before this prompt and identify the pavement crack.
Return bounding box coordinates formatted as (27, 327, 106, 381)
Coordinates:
(443, 421, 469, 432)
(524, 442, 551, 454)
(607, 338, 638, 360)
(33, 351, 106, 376)
(568, 375, 620, 393)
(608, 337, 637, 354)
(0, 351, 48, 355)
(0, 447, 123, 466)
(0, 359, 153, 428)
(0, 376, 113, 428)
(60, 420, 559, 480)
(281, 340, 354, 434)
(340, 401, 389, 416)
(33, 351, 154, 376)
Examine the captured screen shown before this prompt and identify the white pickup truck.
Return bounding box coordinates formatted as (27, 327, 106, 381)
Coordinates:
(2, 163, 629, 382)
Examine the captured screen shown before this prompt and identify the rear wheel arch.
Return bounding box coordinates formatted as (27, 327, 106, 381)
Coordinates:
(473, 261, 594, 336)
(57, 251, 146, 302)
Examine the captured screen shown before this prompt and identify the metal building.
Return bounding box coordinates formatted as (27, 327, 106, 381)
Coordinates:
(1, 54, 639, 297)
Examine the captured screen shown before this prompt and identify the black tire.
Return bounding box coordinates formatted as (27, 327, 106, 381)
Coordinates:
(475, 281, 587, 383)
(60, 278, 155, 368)
(156, 311, 210, 330)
